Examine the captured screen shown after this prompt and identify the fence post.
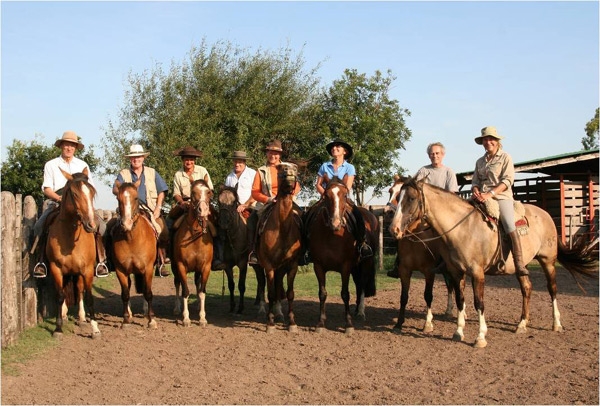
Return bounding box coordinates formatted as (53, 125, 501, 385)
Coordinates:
(22, 195, 38, 329)
(378, 215, 384, 271)
(2, 192, 19, 347)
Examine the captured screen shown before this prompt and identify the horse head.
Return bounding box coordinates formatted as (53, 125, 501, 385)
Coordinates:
(384, 174, 406, 215)
(116, 179, 142, 231)
(190, 179, 213, 220)
(389, 177, 425, 239)
(217, 186, 239, 230)
(59, 167, 97, 233)
(276, 162, 298, 196)
(323, 178, 349, 231)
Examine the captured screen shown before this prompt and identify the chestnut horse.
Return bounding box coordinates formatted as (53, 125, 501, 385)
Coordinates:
(257, 162, 303, 333)
(217, 186, 267, 315)
(110, 180, 157, 329)
(390, 178, 598, 347)
(172, 179, 215, 327)
(308, 179, 378, 334)
(46, 168, 100, 338)
(387, 177, 456, 333)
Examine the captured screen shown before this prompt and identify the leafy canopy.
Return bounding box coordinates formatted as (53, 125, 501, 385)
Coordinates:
(582, 108, 599, 150)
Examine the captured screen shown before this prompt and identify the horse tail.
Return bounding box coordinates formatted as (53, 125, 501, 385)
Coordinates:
(63, 275, 77, 308)
(360, 259, 377, 298)
(557, 238, 599, 292)
(134, 273, 144, 294)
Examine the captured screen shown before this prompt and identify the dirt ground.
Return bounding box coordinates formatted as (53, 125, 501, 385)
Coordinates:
(2, 265, 598, 405)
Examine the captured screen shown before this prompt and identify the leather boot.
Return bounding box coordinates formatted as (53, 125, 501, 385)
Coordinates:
(386, 255, 400, 278)
(95, 232, 109, 277)
(211, 237, 226, 270)
(158, 247, 170, 277)
(509, 230, 529, 276)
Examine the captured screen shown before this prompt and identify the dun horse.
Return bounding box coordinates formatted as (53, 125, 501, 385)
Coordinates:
(172, 179, 215, 327)
(387, 177, 456, 333)
(308, 179, 378, 334)
(257, 162, 303, 333)
(45, 168, 100, 338)
(390, 178, 598, 347)
(217, 186, 266, 315)
(109, 180, 158, 329)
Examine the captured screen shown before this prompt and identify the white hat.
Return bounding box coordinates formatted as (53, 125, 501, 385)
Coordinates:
(124, 144, 150, 158)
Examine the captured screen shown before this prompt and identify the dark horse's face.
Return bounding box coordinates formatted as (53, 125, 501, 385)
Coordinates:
(217, 187, 238, 229)
(324, 181, 349, 231)
(59, 167, 97, 233)
(389, 179, 423, 239)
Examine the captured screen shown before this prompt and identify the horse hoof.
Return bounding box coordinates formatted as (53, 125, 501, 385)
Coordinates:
(199, 320, 208, 328)
(288, 325, 298, 333)
(91, 331, 102, 340)
(266, 325, 276, 334)
(474, 338, 487, 348)
(553, 324, 564, 332)
(422, 323, 434, 333)
(516, 326, 527, 334)
(452, 332, 464, 342)
(75, 319, 86, 327)
(148, 320, 158, 329)
(52, 331, 63, 339)
(120, 323, 132, 330)
(183, 319, 191, 328)
(315, 326, 325, 334)
(345, 327, 354, 336)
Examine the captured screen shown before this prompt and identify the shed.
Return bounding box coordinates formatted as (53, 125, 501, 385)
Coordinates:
(455, 149, 599, 246)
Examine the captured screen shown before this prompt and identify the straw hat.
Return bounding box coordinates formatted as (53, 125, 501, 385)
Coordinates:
(264, 140, 283, 152)
(124, 144, 150, 158)
(326, 139, 353, 160)
(229, 150, 249, 160)
(474, 126, 504, 145)
(173, 146, 203, 158)
(54, 131, 84, 150)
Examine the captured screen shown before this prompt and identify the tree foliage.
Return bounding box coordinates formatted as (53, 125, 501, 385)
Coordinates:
(1, 136, 100, 207)
(312, 69, 411, 205)
(582, 108, 599, 150)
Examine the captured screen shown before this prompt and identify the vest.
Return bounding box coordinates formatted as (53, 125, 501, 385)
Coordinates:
(120, 166, 159, 211)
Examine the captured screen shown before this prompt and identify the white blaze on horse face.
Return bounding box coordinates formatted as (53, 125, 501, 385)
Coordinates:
(384, 181, 403, 214)
(121, 189, 134, 231)
(80, 183, 97, 230)
(389, 189, 406, 239)
(193, 183, 212, 217)
(330, 184, 343, 231)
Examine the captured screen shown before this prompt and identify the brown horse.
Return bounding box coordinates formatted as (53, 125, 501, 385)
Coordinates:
(387, 177, 456, 333)
(172, 179, 215, 327)
(46, 168, 100, 338)
(110, 180, 158, 329)
(257, 162, 303, 333)
(308, 179, 379, 334)
(390, 178, 598, 347)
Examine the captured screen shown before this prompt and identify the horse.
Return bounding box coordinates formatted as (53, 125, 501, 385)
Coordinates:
(45, 168, 100, 338)
(257, 162, 303, 333)
(172, 179, 215, 327)
(307, 179, 379, 334)
(217, 186, 267, 315)
(110, 180, 158, 329)
(387, 176, 456, 333)
(390, 178, 598, 347)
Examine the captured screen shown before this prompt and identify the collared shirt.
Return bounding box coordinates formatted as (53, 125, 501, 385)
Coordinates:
(42, 156, 95, 192)
(317, 160, 356, 188)
(115, 166, 168, 206)
(225, 166, 257, 205)
(472, 148, 515, 200)
(173, 165, 214, 199)
(414, 165, 459, 192)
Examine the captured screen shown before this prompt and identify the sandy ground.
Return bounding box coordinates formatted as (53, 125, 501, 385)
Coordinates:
(2, 265, 598, 405)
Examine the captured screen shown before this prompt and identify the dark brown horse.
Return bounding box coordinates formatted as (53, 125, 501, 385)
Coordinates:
(390, 178, 598, 347)
(110, 180, 158, 329)
(308, 179, 378, 334)
(217, 186, 266, 315)
(172, 179, 215, 327)
(46, 168, 100, 338)
(257, 162, 303, 333)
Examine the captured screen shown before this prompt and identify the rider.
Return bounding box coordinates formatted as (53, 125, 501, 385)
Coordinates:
(387, 142, 458, 277)
(247, 140, 301, 265)
(471, 126, 529, 277)
(168, 145, 224, 271)
(306, 139, 373, 262)
(224, 150, 257, 214)
(32, 131, 108, 278)
(111, 144, 170, 277)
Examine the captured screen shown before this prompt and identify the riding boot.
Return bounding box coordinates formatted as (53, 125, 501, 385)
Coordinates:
(158, 247, 170, 277)
(247, 212, 259, 265)
(351, 204, 373, 260)
(95, 232, 109, 278)
(32, 233, 48, 278)
(211, 237, 226, 270)
(509, 230, 529, 276)
(386, 254, 400, 278)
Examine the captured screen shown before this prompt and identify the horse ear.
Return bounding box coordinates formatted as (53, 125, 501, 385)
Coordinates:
(115, 180, 122, 189)
(133, 178, 142, 189)
(59, 167, 73, 181)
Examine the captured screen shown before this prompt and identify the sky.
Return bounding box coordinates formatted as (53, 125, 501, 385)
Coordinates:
(2, 0, 599, 210)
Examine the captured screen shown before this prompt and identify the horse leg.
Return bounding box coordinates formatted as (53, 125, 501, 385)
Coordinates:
(286, 266, 298, 333)
(314, 265, 327, 333)
(351, 267, 366, 320)
(452, 274, 467, 343)
(265, 269, 277, 333)
(394, 267, 411, 331)
(538, 258, 562, 332)
(341, 270, 354, 335)
(442, 271, 456, 317)
(224, 265, 236, 313)
(53, 273, 66, 338)
(422, 271, 435, 333)
(471, 272, 488, 348)
(179, 273, 191, 327)
(83, 271, 101, 339)
(273, 274, 285, 322)
(237, 263, 248, 314)
(75, 276, 86, 325)
(143, 270, 157, 329)
(173, 266, 183, 317)
(116, 271, 133, 328)
(196, 268, 210, 327)
(515, 273, 533, 334)
(253, 265, 267, 316)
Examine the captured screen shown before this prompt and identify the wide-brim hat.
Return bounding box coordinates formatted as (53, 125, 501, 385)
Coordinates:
(173, 146, 203, 158)
(475, 126, 504, 145)
(229, 150, 249, 160)
(326, 139, 353, 160)
(54, 131, 84, 150)
(125, 144, 150, 158)
(265, 140, 283, 152)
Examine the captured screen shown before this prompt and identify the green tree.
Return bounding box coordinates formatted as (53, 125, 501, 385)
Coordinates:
(1, 136, 100, 207)
(100, 39, 323, 200)
(312, 69, 412, 205)
(582, 108, 599, 150)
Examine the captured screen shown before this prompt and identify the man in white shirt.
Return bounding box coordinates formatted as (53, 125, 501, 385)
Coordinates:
(224, 150, 257, 212)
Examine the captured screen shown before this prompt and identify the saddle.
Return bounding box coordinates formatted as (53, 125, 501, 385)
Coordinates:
(257, 201, 304, 236)
(473, 199, 529, 236)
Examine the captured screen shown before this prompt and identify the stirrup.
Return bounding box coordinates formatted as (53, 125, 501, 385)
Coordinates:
(359, 243, 373, 260)
(95, 262, 109, 278)
(33, 262, 48, 278)
(248, 251, 259, 265)
(158, 263, 170, 278)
